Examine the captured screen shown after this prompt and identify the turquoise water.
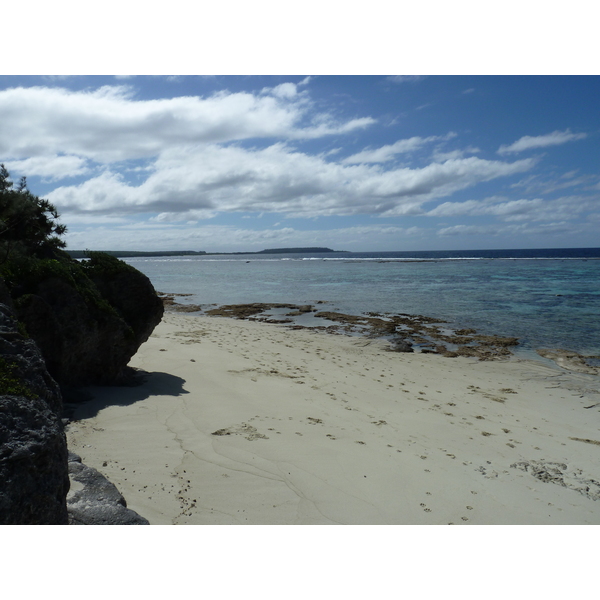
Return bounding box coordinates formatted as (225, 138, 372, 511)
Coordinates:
(124, 250, 600, 357)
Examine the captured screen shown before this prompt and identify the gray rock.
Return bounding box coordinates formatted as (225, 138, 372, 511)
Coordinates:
(0, 301, 69, 525)
(390, 338, 414, 353)
(67, 452, 149, 525)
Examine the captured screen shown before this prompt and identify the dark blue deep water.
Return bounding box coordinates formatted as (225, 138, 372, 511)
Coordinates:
(124, 248, 600, 358)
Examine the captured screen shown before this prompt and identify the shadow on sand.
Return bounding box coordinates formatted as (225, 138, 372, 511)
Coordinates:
(66, 371, 189, 420)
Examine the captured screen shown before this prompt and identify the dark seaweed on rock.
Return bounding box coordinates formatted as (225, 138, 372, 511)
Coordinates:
(205, 303, 306, 319)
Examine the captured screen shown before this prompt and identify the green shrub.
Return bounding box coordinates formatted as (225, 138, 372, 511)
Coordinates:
(81, 250, 139, 278)
(1, 164, 67, 264)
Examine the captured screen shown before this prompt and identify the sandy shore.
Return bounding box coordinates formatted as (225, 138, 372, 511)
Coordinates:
(65, 312, 600, 524)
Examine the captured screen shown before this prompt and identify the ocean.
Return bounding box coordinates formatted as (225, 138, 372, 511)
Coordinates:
(122, 248, 600, 360)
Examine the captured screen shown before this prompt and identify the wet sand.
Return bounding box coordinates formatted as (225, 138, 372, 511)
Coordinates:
(66, 312, 600, 524)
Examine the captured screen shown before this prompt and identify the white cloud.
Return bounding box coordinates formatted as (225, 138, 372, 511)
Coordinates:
(343, 133, 458, 164)
(151, 209, 217, 222)
(343, 136, 442, 164)
(438, 224, 499, 236)
(437, 221, 589, 241)
(3, 154, 89, 181)
(49, 170, 135, 211)
(510, 171, 597, 195)
(427, 194, 598, 223)
(430, 145, 479, 163)
(57, 213, 129, 225)
(498, 129, 587, 154)
(428, 197, 545, 219)
(271, 83, 299, 99)
(0, 83, 374, 164)
(48, 143, 535, 219)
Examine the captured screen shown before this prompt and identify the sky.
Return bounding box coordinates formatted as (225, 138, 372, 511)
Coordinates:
(1, 74, 598, 252)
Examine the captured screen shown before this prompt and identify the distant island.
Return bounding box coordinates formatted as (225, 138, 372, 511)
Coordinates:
(66, 247, 345, 258)
(256, 247, 340, 254)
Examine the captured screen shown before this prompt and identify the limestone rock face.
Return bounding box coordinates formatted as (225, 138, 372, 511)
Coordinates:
(0, 302, 69, 524)
(67, 453, 149, 525)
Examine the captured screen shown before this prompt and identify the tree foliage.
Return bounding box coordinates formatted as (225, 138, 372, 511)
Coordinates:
(0, 164, 67, 265)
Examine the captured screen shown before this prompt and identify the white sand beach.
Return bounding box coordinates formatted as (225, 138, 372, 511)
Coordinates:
(65, 312, 600, 525)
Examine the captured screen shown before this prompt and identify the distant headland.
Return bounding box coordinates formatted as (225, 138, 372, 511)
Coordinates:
(66, 247, 346, 258)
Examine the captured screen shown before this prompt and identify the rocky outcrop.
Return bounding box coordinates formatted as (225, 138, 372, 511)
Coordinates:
(0, 302, 69, 524)
(1, 253, 162, 523)
(67, 452, 149, 525)
(1, 294, 152, 524)
(16, 278, 136, 386)
(84, 254, 164, 352)
(11, 254, 164, 387)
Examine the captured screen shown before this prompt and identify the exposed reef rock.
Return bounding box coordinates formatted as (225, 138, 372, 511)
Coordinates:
(390, 338, 414, 353)
(205, 303, 303, 319)
(67, 452, 149, 525)
(0, 301, 69, 524)
(536, 348, 599, 375)
(202, 303, 519, 360)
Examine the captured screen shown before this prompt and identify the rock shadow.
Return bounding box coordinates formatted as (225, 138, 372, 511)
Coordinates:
(65, 371, 189, 420)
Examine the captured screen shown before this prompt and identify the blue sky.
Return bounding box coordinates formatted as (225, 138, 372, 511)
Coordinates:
(1, 75, 598, 252)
